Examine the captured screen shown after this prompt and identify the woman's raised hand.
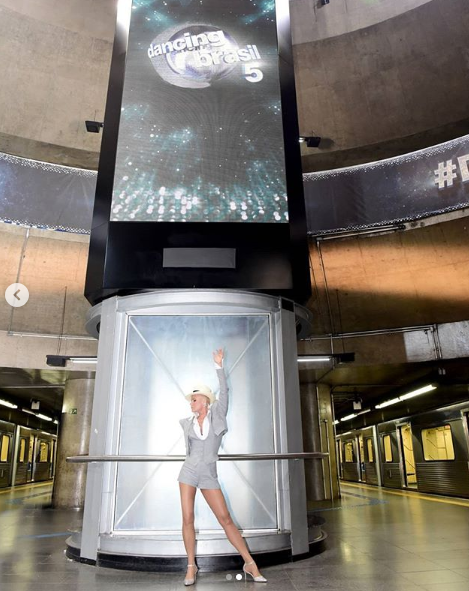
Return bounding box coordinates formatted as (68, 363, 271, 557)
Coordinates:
(213, 348, 224, 366)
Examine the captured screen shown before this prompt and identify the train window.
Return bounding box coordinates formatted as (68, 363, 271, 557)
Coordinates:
(344, 441, 355, 462)
(383, 435, 393, 462)
(1, 435, 10, 462)
(39, 442, 49, 463)
(19, 439, 26, 462)
(28, 438, 34, 462)
(358, 436, 364, 464)
(366, 438, 374, 462)
(422, 425, 455, 461)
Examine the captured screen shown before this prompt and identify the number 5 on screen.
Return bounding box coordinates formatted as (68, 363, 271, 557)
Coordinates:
(243, 64, 263, 83)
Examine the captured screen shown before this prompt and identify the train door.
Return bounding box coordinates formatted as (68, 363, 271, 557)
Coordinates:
(50, 438, 57, 479)
(462, 411, 469, 476)
(464, 412, 469, 452)
(358, 434, 365, 481)
(0, 432, 12, 487)
(380, 429, 402, 488)
(336, 440, 343, 479)
(50, 439, 56, 479)
(342, 438, 360, 482)
(27, 436, 36, 482)
(363, 435, 379, 485)
(399, 424, 418, 488)
(15, 437, 28, 485)
(33, 439, 51, 482)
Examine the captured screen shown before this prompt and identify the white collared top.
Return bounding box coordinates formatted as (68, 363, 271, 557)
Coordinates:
(191, 360, 222, 440)
(192, 408, 211, 440)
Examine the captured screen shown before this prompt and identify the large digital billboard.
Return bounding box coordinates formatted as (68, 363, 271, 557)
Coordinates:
(86, 0, 310, 305)
(111, 0, 288, 223)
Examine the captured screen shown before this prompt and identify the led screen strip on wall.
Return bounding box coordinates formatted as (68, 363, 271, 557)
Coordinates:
(111, 0, 288, 223)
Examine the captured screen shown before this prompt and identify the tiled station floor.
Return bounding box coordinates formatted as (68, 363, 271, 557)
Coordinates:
(1, 481, 469, 590)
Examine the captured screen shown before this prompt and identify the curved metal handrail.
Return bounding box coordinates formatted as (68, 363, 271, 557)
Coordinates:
(66, 452, 328, 463)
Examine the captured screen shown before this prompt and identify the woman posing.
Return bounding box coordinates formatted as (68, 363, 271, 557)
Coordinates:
(178, 348, 267, 586)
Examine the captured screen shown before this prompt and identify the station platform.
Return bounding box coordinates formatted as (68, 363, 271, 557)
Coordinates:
(0, 482, 469, 590)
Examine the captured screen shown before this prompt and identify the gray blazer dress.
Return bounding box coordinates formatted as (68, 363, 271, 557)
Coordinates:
(177, 367, 229, 489)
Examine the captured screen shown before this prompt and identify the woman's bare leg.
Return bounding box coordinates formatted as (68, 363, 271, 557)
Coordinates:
(201, 488, 263, 578)
(179, 483, 197, 578)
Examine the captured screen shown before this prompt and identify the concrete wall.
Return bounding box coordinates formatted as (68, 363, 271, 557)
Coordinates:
(0, 224, 97, 369)
(0, 0, 468, 171)
(295, 0, 469, 170)
(0, 210, 468, 367)
(291, 0, 433, 45)
(308, 215, 469, 335)
(0, 0, 115, 168)
(298, 320, 469, 366)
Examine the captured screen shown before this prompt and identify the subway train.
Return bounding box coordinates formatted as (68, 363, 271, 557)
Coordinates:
(0, 419, 57, 488)
(336, 401, 469, 498)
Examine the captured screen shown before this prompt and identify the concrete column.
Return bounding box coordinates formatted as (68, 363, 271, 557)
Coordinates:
(52, 372, 95, 509)
(299, 382, 325, 504)
(317, 384, 340, 500)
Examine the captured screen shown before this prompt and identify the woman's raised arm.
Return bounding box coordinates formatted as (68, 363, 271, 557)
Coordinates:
(213, 348, 224, 366)
(213, 348, 229, 416)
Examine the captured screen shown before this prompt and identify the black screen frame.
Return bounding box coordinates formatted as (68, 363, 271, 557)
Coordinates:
(85, 0, 310, 305)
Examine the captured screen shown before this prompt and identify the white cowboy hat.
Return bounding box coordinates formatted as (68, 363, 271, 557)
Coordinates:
(185, 384, 216, 405)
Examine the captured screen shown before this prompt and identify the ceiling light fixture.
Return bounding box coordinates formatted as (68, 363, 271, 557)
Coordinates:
(0, 399, 18, 409)
(340, 409, 370, 422)
(375, 398, 401, 409)
(297, 353, 355, 364)
(36, 414, 53, 422)
(399, 384, 437, 400)
(341, 413, 357, 422)
(298, 356, 332, 363)
(69, 357, 98, 364)
(376, 384, 437, 410)
(21, 408, 54, 422)
(46, 355, 97, 367)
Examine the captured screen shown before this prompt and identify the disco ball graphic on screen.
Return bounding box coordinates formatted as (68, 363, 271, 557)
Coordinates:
(148, 25, 239, 89)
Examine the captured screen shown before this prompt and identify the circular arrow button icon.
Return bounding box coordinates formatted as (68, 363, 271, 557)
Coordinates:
(5, 283, 30, 308)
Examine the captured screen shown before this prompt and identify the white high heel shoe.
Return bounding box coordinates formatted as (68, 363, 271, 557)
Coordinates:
(184, 564, 198, 586)
(243, 561, 267, 583)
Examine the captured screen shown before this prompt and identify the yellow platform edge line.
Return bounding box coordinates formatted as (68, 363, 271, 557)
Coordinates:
(342, 481, 469, 508)
(0, 481, 53, 495)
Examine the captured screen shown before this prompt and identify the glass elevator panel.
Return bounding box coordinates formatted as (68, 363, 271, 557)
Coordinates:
(113, 314, 277, 532)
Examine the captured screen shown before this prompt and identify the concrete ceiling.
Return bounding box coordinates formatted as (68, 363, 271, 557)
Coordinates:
(0, 356, 467, 433)
(0, 367, 67, 418)
(1, 0, 468, 170)
(290, 0, 434, 44)
(300, 357, 469, 430)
